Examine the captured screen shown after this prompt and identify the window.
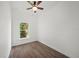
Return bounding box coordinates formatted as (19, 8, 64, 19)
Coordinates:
(20, 23, 28, 38)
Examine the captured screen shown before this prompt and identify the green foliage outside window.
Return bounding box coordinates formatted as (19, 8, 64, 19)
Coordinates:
(20, 23, 28, 38)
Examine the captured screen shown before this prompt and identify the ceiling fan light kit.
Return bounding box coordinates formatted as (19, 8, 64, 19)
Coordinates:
(32, 6, 37, 13)
(27, 1, 44, 13)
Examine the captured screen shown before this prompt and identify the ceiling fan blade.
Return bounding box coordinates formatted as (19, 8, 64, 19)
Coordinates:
(27, 1, 33, 6)
(27, 7, 32, 10)
(34, 1, 36, 6)
(37, 7, 44, 10)
(37, 1, 42, 6)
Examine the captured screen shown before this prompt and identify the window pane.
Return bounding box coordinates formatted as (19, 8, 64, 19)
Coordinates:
(20, 23, 28, 38)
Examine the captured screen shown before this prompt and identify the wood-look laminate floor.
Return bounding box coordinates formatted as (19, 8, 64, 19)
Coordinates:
(9, 41, 68, 58)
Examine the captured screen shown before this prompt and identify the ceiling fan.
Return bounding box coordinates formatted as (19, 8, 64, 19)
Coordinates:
(27, 1, 44, 13)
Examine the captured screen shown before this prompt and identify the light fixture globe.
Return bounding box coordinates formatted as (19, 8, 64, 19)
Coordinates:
(32, 6, 37, 13)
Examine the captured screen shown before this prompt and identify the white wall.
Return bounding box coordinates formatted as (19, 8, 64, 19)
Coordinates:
(38, 1, 79, 58)
(0, 2, 11, 57)
(11, 2, 38, 46)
